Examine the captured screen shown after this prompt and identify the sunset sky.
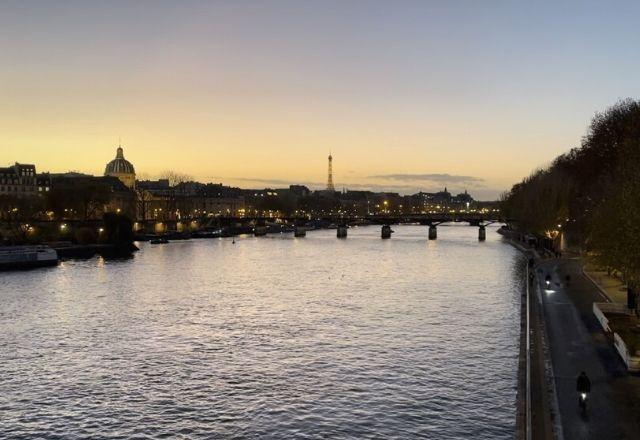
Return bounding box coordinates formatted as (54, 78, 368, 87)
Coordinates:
(2, 0, 639, 199)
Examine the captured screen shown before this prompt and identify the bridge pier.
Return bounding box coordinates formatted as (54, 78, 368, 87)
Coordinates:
(337, 225, 348, 238)
(478, 225, 486, 241)
(381, 225, 393, 239)
(428, 225, 437, 240)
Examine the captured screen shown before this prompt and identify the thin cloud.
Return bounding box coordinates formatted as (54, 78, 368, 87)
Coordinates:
(368, 173, 484, 185)
(207, 176, 500, 199)
(207, 176, 324, 188)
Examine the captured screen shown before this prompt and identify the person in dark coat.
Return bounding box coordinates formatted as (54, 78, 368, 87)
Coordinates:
(576, 371, 591, 394)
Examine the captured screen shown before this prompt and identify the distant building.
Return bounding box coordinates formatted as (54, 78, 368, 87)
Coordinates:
(104, 146, 136, 189)
(137, 179, 171, 195)
(432, 187, 452, 204)
(0, 162, 51, 198)
(453, 189, 474, 205)
(190, 195, 245, 217)
(135, 180, 246, 220)
(49, 171, 92, 178)
(338, 190, 373, 215)
(50, 175, 136, 219)
(289, 185, 311, 197)
(136, 179, 172, 221)
(190, 183, 245, 217)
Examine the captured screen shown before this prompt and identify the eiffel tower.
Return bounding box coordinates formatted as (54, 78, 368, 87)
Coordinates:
(326, 153, 335, 191)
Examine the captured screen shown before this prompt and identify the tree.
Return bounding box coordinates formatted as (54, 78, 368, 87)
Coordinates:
(102, 212, 134, 247)
(159, 171, 193, 187)
(590, 138, 640, 285)
(46, 179, 112, 221)
(136, 189, 154, 221)
(501, 99, 640, 254)
(159, 171, 195, 219)
(500, 165, 573, 235)
(76, 181, 112, 221)
(0, 195, 45, 242)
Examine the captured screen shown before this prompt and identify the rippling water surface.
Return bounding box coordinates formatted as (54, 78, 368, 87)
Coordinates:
(0, 225, 522, 439)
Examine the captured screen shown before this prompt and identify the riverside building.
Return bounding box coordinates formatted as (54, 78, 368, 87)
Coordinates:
(0, 163, 51, 198)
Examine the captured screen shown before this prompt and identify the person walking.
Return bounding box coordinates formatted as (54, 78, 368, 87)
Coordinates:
(576, 371, 591, 410)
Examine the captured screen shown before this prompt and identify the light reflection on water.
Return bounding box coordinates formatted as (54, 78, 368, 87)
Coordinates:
(0, 225, 522, 439)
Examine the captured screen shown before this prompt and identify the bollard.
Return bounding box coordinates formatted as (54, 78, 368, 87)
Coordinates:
(294, 226, 306, 237)
(337, 225, 348, 238)
(254, 226, 267, 237)
(479, 225, 486, 241)
(428, 225, 437, 240)
(381, 225, 393, 239)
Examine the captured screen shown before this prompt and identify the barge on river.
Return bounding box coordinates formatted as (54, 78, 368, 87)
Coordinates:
(0, 245, 59, 270)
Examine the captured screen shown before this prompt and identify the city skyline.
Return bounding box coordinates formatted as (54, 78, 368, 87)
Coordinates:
(4, 145, 487, 199)
(2, 1, 640, 199)
(4, 3, 640, 438)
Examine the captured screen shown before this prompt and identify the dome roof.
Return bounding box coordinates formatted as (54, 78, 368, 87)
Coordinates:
(105, 147, 135, 175)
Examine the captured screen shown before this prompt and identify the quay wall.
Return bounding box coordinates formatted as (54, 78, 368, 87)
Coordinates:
(503, 234, 558, 440)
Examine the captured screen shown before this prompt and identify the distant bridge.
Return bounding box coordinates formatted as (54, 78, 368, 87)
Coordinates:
(351, 213, 504, 226)
(190, 213, 507, 228)
(192, 213, 505, 241)
(132, 213, 508, 240)
(208, 213, 507, 226)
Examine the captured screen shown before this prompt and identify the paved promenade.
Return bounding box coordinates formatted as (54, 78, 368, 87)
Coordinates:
(583, 265, 628, 303)
(536, 257, 640, 439)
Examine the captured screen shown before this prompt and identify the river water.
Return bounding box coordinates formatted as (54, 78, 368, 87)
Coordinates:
(0, 225, 523, 439)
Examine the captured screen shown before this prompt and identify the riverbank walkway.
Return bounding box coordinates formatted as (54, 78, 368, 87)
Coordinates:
(583, 264, 628, 303)
(536, 257, 640, 439)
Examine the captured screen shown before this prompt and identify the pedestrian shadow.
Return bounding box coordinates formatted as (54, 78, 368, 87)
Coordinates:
(579, 409, 590, 422)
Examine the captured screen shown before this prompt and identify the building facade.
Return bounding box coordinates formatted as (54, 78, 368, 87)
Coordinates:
(0, 163, 51, 198)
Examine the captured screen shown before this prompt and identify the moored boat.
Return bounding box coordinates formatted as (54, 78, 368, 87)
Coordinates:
(0, 245, 59, 270)
(191, 229, 223, 238)
(254, 226, 268, 236)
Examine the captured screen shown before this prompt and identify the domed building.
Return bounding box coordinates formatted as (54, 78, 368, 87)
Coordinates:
(105, 145, 135, 189)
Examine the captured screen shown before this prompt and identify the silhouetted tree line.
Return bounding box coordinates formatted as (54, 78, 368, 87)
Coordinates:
(0, 178, 134, 245)
(501, 99, 640, 283)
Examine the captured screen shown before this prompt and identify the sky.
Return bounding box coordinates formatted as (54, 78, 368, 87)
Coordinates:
(1, 0, 639, 199)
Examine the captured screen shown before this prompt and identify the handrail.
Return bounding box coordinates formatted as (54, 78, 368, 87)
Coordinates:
(526, 266, 532, 440)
